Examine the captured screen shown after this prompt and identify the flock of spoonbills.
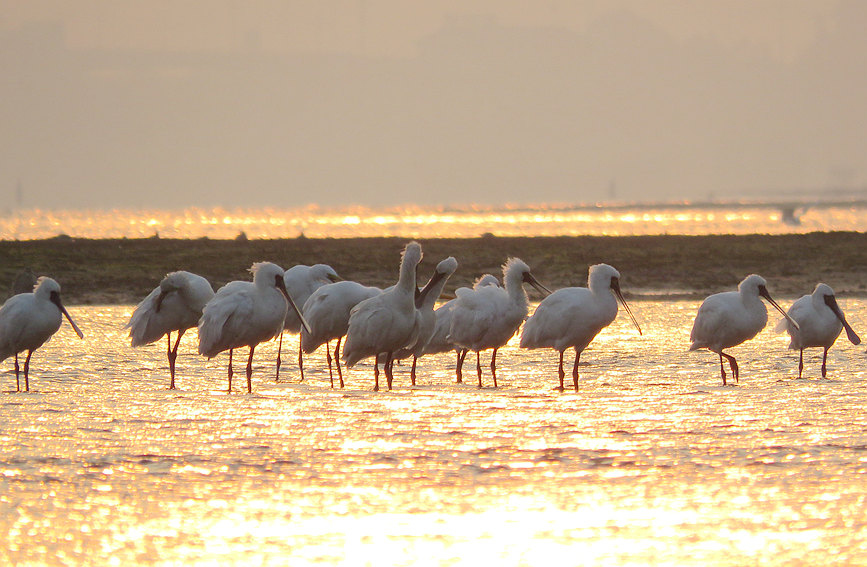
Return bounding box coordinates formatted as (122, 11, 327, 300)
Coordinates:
(0, 241, 861, 393)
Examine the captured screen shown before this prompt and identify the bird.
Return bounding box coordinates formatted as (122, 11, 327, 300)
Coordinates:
(197, 262, 309, 393)
(393, 256, 458, 386)
(277, 264, 340, 381)
(126, 271, 215, 389)
(300, 280, 381, 388)
(520, 263, 642, 391)
(342, 241, 424, 391)
(0, 276, 84, 392)
(424, 273, 499, 381)
(689, 274, 798, 385)
(775, 283, 861, 379)
(448, 258, 551, 388)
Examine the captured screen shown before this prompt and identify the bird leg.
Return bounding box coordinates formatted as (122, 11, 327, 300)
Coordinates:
(821, 347, 830, 378)
(719, 351, 738, 384)
(718, 353, 727, 386)
(476, 351, 483, 388)
(298, 342, 305, 382)
(246, 346, 255, 394)
(168, 329, 184, 390)
(374, 358, 380, 392)
(456, 349, 467, 383)
(326, 342, 334, 388)
(14, 353, 20, 392)
(491, 348, 498, 388)
(275, 332, 283, 382)
(23, 350, 33, 393)
(572, 350, 581, 392)
(798, 348, 805, 379)
(556, 351, 565, 391)
(227, 348, 234, 393)
(385, 352, 395, 391)
(411, 356, 418, 386)
(335, 336, 344, 388)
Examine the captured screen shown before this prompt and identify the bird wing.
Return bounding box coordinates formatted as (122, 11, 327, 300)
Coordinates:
(198, 287, 255, 357)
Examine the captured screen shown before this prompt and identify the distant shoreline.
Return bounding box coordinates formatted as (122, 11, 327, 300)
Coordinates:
(2, 232, 866, 304)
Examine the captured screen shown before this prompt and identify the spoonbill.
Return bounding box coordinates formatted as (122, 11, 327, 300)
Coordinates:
(775, 283, 861, 378)
(300, 280, 381, 387)
(689, 274, 798, 385)
(0, 277, 84, 392)
(448, 258, 550, 388)
(277, 264, 340, 381)
(394, 256, 458, 386)
(127, 271, 215, 389)
(342, 241, 423, 391)
(198, 262, 309, 393)
(520, 264, 642, 391)
(424, 273, 499, 382)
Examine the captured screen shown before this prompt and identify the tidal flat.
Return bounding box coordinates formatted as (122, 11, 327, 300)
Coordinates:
(1, 232, 867, 304)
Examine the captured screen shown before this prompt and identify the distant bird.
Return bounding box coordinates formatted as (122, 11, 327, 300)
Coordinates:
(394, 256, 458, 386)
(775, 283, 861, 378)
(198, 262, 308, 393)
(424, 273, 499, 381)
(277, 264, 340, 381)
(448, 258, 550, 388)
(689, 274, 798, 385)
(9, 268, 37, 298)
(300, 280, 381, 388)
(126, 271, 215, 389)
(520, 264, 642, 391)
(0, 277, 84, 392)
(342, 242, 424, 391)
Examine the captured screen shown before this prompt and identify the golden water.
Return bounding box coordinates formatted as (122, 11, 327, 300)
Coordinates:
(2, 201, 866, 239)
(3, 301, 867, 565)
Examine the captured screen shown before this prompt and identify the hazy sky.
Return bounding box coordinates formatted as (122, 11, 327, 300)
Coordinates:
(2, 1, 865, 210)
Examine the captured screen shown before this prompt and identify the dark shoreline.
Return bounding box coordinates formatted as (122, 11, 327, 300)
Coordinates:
(2, 232, 866, 305)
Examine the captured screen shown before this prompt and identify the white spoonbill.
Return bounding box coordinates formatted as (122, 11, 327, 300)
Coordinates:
(394, 256, 458, 386)
(448, 258, 550, 388)
(689, 274, 797, 385)
(342, 241, 423, 391)
(127, 271, 215, 389)
(520, 264, 642, 391)
(198, 262, 309, 393)
(0, 277, 84, 392)
(775, 283, 860, 378)
(277, 263, 340, 381)
(300, 280, 381, 388)
(424, 273, 499, 382)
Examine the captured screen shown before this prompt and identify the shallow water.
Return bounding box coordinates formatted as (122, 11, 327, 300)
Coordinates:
(3, 300, 867, 565)
(2, 201, 867, 239)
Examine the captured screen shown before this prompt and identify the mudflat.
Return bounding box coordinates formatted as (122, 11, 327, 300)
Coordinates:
(1, 232, 866, 304)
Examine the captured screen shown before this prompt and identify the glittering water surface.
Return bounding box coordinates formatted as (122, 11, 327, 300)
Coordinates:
(2, 201, 867, 239)
(3, 301, 867, 565)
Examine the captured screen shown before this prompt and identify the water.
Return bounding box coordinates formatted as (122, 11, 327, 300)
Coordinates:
(3, 200, 867, 240)
(3, 300, 867, 565)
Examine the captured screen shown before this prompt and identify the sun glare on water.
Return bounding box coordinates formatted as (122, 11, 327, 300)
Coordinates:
(1, 201, 866, 240)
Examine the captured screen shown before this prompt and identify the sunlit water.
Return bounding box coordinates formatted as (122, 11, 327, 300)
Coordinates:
(3, 201, 867, 239)
(3, 300, 867, 565)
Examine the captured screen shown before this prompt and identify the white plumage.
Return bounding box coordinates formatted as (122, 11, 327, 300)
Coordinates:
(127, 271, 215, 389)
(342, 241, 423, 391)
(0, 277, 84, 392)
(448, 258, 550, 387)
(775, 282, 860, 378)
(300, 280, 381, 387)
(424, 273, 499, 380)
(198, 262, 306, 393)
(277, 263, 340, 381)
(689, 274, 796, 385)
(394, 256, 458, 386)
(521, 264, 641, 391)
